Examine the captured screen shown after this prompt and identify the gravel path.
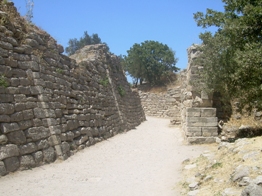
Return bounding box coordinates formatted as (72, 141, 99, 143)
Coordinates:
(0, 117, 206, 196)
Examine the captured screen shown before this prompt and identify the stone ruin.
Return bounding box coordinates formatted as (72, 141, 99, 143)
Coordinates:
(180, 45, 218, 144)
(0, 3, 145, 176)
(139, 45, 219, 144)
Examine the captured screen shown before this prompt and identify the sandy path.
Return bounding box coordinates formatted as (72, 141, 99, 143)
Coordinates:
(0, 117, 206, 196)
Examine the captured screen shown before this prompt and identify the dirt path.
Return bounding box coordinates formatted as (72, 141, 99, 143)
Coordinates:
(0, 117, 206, 196)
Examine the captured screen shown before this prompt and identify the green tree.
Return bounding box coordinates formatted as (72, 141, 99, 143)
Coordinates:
(124, 40, 179, 85)
(65, 31, 108, 55)
(65, 38, 79, 56)
(91, 33, 101, 44)
(193, 0, 262, 110)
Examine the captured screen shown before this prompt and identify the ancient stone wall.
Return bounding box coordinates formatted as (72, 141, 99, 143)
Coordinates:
(138, 45, 219, 143)
(180, 45, 218, 144)
(0, 3, 145, 176)
(138, 87, 181, 122)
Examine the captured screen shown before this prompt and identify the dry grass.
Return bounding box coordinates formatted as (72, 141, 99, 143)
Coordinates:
(226, 116, 262, 129)
(179, 137, 262, 195)
(136, 72, 182, 94)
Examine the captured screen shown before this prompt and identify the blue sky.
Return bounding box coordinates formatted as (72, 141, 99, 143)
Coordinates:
(12, 0, 224, 76)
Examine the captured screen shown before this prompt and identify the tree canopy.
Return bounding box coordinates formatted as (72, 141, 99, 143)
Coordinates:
(65, 31, 108, 55)
(124, 40, 179, 85)
(193, 0, 262, 110)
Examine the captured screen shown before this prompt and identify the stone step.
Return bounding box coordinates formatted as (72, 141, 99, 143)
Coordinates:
(186, 117, 218, 127)
(187, 137, 217, 144)
(185, 126, 218, 137)
(186, 108, 216, 117)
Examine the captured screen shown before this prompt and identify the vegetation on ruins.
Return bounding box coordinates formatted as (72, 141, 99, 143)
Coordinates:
(117, 85, 125, 97)
(25, 0, 34, 23)
(56, 68, 64, 74)
(0, 75, 8, 88)
(99, 77, 109, 87)
(65, 31, 109, 55)
(123, 40, 179, 85)
(193, 0, 262, 110)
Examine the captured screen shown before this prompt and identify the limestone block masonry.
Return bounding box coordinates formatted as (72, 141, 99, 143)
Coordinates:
(0, 2, 145, 176)
(181, 45, 218, 144)
(138, 45, 219, 144)
(185, 108, 218, 144)
(138, 87, 181, 122)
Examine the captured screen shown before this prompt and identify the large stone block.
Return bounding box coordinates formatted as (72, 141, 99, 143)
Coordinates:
(43, 147, 56, 163)
(42, 118, 58, 127)
(14, 103, 25, 112)
(22, 109, 34, 120)
(186, 108, 201, 117)
(36, 139, 50, 150)
(200, 99, 213, 107)
(186, 117, 218, 127)
(25, 101, 37, 109)
(4, 156, 20, 172)
(30, 86, 44, 95)
(32, 151, 43, 165)
(66, 131, 74, 141)
(202, 127, 218, 137)
(49, 125, 62, 135)
(0, 144, 19, 161)
(0, 161, 7, 176)
(185, 127, 202, 137)
(33, 108, 56, 118)
(0, 114, 10, 122)
(20, 155, 36, 170)
(7, 130, 26, 144)
(201, 108, 216, 117)
(19, 143, 37, 155)
(1, 122, 20, 133)
(0, 135, 8, 145)
(10, 111, 24, 122)
(48, 135, 61, 146)
(25, 126, 51, 141)
(66, 120, 79, 131)
(187, 137, 217, 144)
(0, 103, 14, 115)
(60, 142, 70, 154)
(0, 94, 14, 103)
(19, 120, 33, 130)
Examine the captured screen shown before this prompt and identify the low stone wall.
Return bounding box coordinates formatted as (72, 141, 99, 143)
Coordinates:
(138, 87, 181, 122)
(0, 3, 145, 176)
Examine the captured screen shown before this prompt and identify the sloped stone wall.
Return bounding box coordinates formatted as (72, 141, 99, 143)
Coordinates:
(0, 3, 145, 176)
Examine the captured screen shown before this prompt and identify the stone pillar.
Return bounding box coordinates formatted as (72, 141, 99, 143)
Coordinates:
(181, 45, 218, 144)
(186, 108, 218, 144)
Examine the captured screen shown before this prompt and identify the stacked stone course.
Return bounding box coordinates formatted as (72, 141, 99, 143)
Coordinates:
(138, 45, 218, 143)
(0, 3, 145, 176)
(138, 87, 181, 121)
(179, 45, 218, 143)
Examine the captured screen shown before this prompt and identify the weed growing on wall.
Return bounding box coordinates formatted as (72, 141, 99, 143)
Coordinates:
(25, 0, 34, 23)
(211, 162, 223, 169)
(118, 85, 125, 97)
(1, 0, 10, 5)
(99, 77, 109, 87)
(0, 75, 8, 88)
(56, 68, 64, 74)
